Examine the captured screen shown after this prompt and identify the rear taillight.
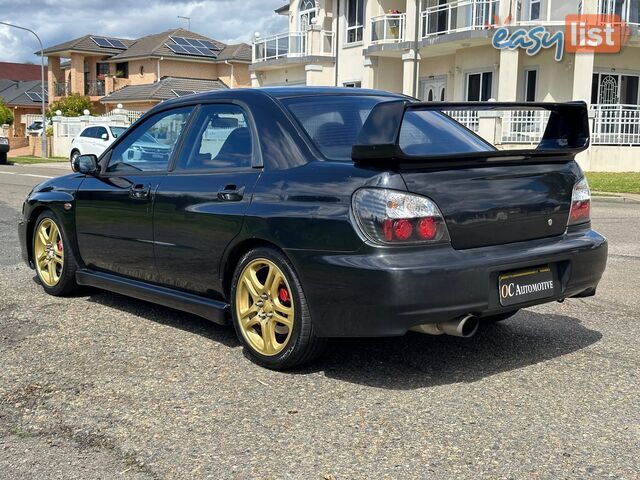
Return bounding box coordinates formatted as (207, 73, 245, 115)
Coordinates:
(352, 188, 450, 245)
(568, 177, 591, 226)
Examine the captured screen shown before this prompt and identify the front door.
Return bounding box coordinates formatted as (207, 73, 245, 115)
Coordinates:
(153, 103, 261, 296)
(420, 76, 447, 102)
(75, 106, 194, 280)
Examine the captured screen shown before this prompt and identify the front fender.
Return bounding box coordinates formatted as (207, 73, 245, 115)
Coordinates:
(20, 176, 84, 269)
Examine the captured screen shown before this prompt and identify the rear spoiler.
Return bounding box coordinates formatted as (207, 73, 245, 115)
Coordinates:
(351, 101, 590, 166)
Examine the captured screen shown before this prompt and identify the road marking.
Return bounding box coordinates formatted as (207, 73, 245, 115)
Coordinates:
(0, 171, 53, 179)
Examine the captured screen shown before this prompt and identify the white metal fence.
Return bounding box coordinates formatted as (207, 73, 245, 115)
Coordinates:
(444, 110, 480, 132)
(591, 104, 640, 146)
(421, 0, 499, 38)
(253, 30, 335, 62)
(501, 110, 551, 144)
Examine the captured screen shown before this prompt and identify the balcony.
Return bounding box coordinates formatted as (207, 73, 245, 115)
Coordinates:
(596, 0, 640, 27)
(371, 13, 407, 44)
(253, 30, 334, 63)
(85, 80, 106, 97)
(421, 0, 498, 38)
(53, 82, 70, 97)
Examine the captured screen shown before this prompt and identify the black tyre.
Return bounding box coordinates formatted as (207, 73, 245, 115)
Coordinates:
(32, 210, 79, 296)
(483, 310, 520, 323)
(70, 150, 80, 171)
(0, 151, 7, 165)
(230, 247, 326, 370)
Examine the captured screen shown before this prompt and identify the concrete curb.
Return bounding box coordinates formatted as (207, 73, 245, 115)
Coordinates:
(592, 193, 640, 204)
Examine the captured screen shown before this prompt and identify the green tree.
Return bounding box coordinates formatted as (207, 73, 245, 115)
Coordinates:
(47, 94, 92, 117)
(0, 99, 14, 126)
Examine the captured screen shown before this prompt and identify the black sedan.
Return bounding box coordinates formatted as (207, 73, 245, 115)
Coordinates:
(18, 88, 607, 369)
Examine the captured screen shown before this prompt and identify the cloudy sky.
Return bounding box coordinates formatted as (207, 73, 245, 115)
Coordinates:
(0, 0, 288, 63)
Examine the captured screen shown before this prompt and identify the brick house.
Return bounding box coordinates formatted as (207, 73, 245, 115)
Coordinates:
(42, 28, 251, 113)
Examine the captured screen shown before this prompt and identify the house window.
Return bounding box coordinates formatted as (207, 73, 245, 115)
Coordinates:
(96, 62, 109, 77)
(343, 81, 361, 88)
(346, 0, 364, 44)
(529, 0, 541, 20)
(524, 68, 538, 102)
(299, 0, 316, 31)
(115, 62, 129, 78)
(466, 71, 493, 101)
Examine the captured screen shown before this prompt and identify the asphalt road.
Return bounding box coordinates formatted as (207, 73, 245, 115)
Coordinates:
(1, 163, 638, 479)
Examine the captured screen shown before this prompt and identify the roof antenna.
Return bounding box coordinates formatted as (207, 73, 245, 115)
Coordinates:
(177, 15, 191, 30)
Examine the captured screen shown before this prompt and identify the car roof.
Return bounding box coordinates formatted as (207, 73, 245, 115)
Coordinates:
(156, 86, 408, 108)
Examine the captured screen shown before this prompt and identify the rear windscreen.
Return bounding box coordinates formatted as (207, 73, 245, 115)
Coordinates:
(282, 95, 390, 161)
(282, 95, 493, 161)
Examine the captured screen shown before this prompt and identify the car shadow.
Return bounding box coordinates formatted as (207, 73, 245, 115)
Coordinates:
(304, 311, 602, 390)
(75, 285, 601, 390)
(81, 288, 240, 348)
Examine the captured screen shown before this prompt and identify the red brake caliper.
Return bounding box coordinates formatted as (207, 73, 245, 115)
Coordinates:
(57, 240, 63, 252)
(278, 286, 290, 305)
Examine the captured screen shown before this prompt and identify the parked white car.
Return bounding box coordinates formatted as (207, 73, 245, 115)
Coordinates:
(70, 124, 128, 165)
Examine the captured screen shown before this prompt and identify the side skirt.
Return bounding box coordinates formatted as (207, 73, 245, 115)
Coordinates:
(76, 269, 229, 325)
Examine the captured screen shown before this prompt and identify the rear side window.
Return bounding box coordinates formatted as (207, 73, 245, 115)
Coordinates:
(282, 95, 390, 161)
(80, 127, 95, 138)
(399, 111, 494, 156)
(175, 104, 252, 171)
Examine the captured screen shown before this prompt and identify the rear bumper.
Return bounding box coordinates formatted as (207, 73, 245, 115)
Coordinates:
(285, 228, 608, 337)
(0, 144, 9, 154)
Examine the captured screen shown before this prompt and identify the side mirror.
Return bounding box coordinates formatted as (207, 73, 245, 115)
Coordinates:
(101, 133, 109, 141)
(76, 154, 99, 175)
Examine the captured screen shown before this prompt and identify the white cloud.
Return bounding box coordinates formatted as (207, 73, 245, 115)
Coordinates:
(0, 0, 288, 63)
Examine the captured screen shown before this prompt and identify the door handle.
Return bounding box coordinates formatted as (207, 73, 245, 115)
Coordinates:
(130, 184, 151, 200)
(217, 185, 245, 202)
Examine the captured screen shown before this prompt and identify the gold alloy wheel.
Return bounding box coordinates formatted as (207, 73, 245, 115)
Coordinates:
(235, 258, 295, 356)
(34, 218, 64, 287)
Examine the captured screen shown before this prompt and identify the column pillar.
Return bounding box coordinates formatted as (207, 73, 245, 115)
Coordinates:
(69, 53, 85, 96)
(572, 52, 595, 104)
(362, 56, 378, 89)
(402, 51, 419, 96)
(497, 48, 519, 101)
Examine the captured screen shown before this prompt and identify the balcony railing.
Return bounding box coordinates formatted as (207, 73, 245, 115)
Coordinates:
(421, 0, 498, 38)
(444, 110, 480, 132)
(85, 80, 106, 97)
(592, 104, 640, 145)
(53, 82, 69, 97)
(371, 13, 406, 44)
(596, 0, 640, 26)
(253, 31, 335, 62)
(253, 32, 306, 62)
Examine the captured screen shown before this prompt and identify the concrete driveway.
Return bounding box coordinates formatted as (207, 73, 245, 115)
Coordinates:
(1, 163, 638, 479)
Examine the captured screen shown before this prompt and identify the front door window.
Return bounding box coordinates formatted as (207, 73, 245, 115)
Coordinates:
(106, 108, 193, 173)
(592, 72, 640, 105)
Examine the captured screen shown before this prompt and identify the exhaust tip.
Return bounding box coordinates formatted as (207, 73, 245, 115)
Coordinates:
(439, 314, 479, 338)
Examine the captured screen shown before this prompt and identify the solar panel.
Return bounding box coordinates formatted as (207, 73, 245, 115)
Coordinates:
(167, 44, 189, 54)
(183, 45, 201, 55)
(198, 40, 218, 50)
(188, 39, 207, 48)
(171, 89, 197, 97)
(91, 36, 127, 49)
(108, 39, 127, 49)
(171, 36, 191, 46)
(91, 37, 112, 48)
(25, 92, 43, 102)
(195, 47, 215, 57)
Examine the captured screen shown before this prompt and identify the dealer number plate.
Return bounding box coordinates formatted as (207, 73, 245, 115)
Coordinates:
(499, 266, 555, 307)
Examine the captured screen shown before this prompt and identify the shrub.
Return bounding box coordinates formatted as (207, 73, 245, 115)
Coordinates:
(47, 94, 92, 117)
(0, 99, 14, 126)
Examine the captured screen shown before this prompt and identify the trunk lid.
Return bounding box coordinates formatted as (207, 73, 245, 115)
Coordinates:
(400, 161, 581, 250)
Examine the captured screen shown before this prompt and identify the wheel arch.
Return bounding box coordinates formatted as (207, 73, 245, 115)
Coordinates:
(24, 195, 79, 268)
(221, 237, 290, 301)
